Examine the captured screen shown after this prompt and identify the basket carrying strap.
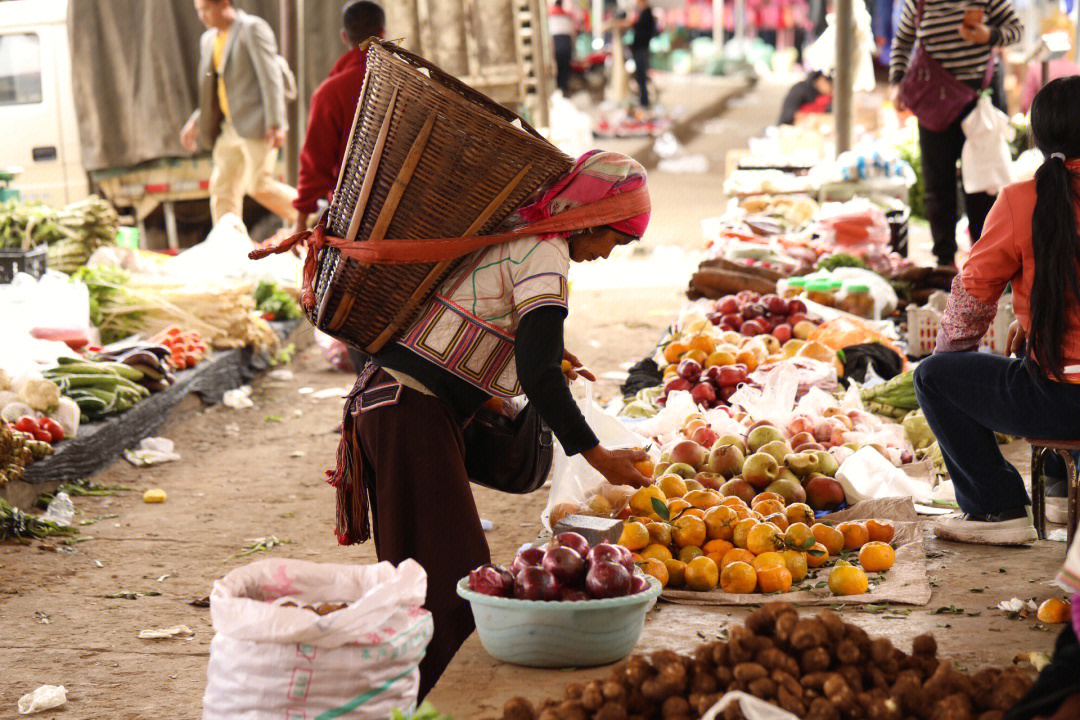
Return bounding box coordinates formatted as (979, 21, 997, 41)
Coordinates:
(249, 186, 650, 311)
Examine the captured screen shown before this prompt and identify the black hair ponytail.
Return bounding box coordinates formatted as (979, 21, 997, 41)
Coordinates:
(1028, 77, 1080, 382)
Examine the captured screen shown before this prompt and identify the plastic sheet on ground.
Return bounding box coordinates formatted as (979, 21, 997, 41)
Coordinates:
(661, 497, 932, 607)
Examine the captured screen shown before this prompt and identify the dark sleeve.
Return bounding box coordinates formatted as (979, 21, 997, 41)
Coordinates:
(515, 306, 599, 457)
(779, 81, 816, 125)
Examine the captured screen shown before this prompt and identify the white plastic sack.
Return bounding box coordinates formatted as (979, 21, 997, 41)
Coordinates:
(703, 691, 799, 720)
(804, 2, 877, 92)
(543, 383, 649, 530)
(961, 95, 1014, 196)
(18, 685, 67, 715)
(836, 446, 933, 504)
(203, 558, 432, 720)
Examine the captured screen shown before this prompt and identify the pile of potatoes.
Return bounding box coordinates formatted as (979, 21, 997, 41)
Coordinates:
(492, 602, 1032, 720)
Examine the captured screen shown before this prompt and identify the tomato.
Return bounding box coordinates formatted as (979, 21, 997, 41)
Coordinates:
(14, 417, 37, 435)
(39, 418, 65, 443)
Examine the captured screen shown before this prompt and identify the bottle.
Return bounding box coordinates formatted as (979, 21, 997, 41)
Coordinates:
(806, 279, 836, 307)
(839, 283, 874, 318)
(779, 277, 807, 299)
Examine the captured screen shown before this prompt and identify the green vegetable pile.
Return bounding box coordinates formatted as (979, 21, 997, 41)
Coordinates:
(0, 498, 78, 542)
(860, 370, 919, 419)
(73, 266, 142, 344)
(0, 196, 118, 272)
(254, 281, 302, 321)
(391, 703, 458, 720)
(816, 253, 869, 272)
(45, 356, 151, 421)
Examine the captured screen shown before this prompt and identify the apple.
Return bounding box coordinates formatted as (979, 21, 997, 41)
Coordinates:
(805, 475, 845, 511)
(664, 377, 692, 395)
(709, 314, 724, 326)
(670, 440, 707, 469)
(716, 364, 748, 387)
(756, 316, 774, 333)
(788, 312, 811, 326)
(741, 319, 765, 336)
(787, 298, 808, 315)
(742, 303, 766, 320)
(691, 382, 716, 407)
(694, 471, 724, 490)
(719, 385, 740, 403)
(708, 444, 745, 478)
(678, 358, 703, 383)
(721, 313, 744, 330)
(793, 441, 826, 454)
(716, 296, 739, 315)
(691, 425, 719, 448)
(787, 416, 815, 437)
(763, 294, 789, 315)
(551, 532, 590, 558)
(703, 366, 723, 385)
(789, 431, 816, 449)
(720, 478, 757, 504)
(735, 290, 760, 307)
(742, 452, 781, 489)
(747, 425, 786, 453)
(772, 323, 793, 343)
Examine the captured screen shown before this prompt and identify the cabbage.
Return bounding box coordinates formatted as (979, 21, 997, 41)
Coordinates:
(902, 409, 935, 451)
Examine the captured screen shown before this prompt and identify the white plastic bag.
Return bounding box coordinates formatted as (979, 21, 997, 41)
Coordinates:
(703, 691, 799, 720)
(961, 95, 1014, 196)
(18, 685, 67, 715)
(202, 558, 432, 720)
(543, 383, 649, 529)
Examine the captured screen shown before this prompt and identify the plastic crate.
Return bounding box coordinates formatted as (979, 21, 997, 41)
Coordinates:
(0, 245, 47, 284)
(906, 292, 1015, 357)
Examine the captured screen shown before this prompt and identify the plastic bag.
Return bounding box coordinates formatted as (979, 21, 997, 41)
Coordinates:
(703, 692, 799, 720)
(18, 685, 67, 715)
(203, 558, 432, 720)
(961, 94, 1014, 196)
(544, 383, 650, 530)
(836, 446, 935, 504)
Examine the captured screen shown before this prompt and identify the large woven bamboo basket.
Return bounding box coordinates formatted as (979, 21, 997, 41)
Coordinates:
(313, 40, 573, 354)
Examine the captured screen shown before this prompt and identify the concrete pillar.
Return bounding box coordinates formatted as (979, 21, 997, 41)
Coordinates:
(834, 0, 853, 155)
(713, 0, 725, 52)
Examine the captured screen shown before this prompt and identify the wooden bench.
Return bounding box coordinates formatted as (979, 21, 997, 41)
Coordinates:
(1028, 439, 1080, 546)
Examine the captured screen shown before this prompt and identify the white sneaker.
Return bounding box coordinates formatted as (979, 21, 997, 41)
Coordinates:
(1046, 497, 1068, 525)
(934, 506, 1038, 546)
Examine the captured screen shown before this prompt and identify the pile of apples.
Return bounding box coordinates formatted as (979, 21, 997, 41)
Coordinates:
(707, 291, 820, 342)
(467, 533, 652, 601)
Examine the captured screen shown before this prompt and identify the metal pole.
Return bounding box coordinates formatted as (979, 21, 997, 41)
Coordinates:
(593, 0, 604, 49)
(713, 0, 725, 53)
(834, 0, 853, 154)
(280, 0, 298, 186)
(735, 0, 745, 44)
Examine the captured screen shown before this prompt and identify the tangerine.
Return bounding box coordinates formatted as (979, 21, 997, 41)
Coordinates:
(764, 512, 790, 532)
(747, 523, 785, 555)
(630, 486, 667, 516)
(736, 350, 759, 372)
(866, 519, 896, 544)
(704, 505, 739, 541)
(752, 492, 786, 506)
(647, 522, 673, 547)
(618, 521, 651, 551)
(720, 548, 757, 570)
(657, 474, 689, 499)
(631, 553, 644, 563)
(805, 543, 829, 568)
(684, 419, 708, 436)
(784, 522, 814, 550)
(641, 558, 669, 588)
(549, 501, 578, 527)
(828, 562, 869, 596)
(812, 523, 845, 556)
(706, 350, 737, 368)
(673, 515, 708, 548)
(752, 499, 786, 517)
(732, 505, 753, 521)
(664, 559, 687, 588)
(667, 498, 693, 516)
(679, 545, 704, 563)
(1037, 598, 1071, 624)
(733, 518, 761, 549)
(683, 508, 707, 520)
(663, 341, 689, 365)
(641, 543, 674, 562)
(752, 551, 786, 572)
(780, 549, 808, 582)
(686, 489, 721, 510)
(757, 565, 793, 593)
(703, 538, 735, 557)
(720, 496, 748, 509)
(684, 349, 709, 365)
(785, 503, 815, 526)
(858, 541, 896, 572)
(688, 335, 716, 355)
(582, 494, 613, 516)
(837, 521, 870, 551)
(633, 458, 656, 478)
(685, 556, 720, 591)
(720, 561, 758, 594)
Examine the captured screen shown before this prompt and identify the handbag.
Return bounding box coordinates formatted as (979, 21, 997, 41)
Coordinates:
(463, 402, 553, 494)
(898, 0, 994, 133)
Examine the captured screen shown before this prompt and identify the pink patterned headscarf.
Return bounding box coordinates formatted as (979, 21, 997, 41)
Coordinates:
(512, 150, 651, 240)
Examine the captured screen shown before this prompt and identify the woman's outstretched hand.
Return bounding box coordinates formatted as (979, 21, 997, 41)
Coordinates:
(582, 445, 651, 488)
(562, 349, 597, 382)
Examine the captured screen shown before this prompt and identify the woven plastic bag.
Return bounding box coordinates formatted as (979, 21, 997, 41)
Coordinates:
(202, 558, 432, 720)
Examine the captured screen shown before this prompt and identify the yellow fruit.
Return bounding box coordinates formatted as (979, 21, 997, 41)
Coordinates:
(679, 545, 704, 563)
(549, 501, 579, 527)
(664, 341, 689, 364)
(673, 515, 707, 549)
(757, 565, 793, 594)
(647, 522, 673, 547)
(780, 549, 809, 582)
(784, 522, 813, 550)
(703, 538, 735, 557)
(704, 505, 739, 541)
(752, 499, 786, 517)
(664, 559, 687, 588)
(685, 489, 721, 510)
(752, 551, 786, 572)
(720, 496, 748, 510)
(764, 512, 789, 532)
(1037, 598, 1071, 624)
(667, 498, 692, 516)
(733, 518, 760, 549)
(630, 485, 667, 516)
(683, 508, 707, 520)
(752, 492, 785, 506)
(720, 548, 757, 570)
(657, 474, 688, 499)
(619, 521, 651, 551)
(641, 544, 674, 562)
(829, 562, 869, 596)
(812, 523, 845, 556)
(785, 503, 815, 527)
(837, 521, 870, 550)
(684, 349, 709, 365)
(685, 556, 720, 591)
(858, 541, 896, 572)
(633, 458, 656, 478)
(805, 542, 830, 568)
(143, 489, 167, 503)
(582, 494, 613, 516)
(747, 523, 785, 555)
(641, 558, 669, 588)
(706, 350, 737, 368)
(720, 561, 758, 594)
(866, 519, 896, 544)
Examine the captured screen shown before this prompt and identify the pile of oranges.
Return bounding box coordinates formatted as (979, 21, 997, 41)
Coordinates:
(661, 330, 843, 379)
(616, 481, 896, 596)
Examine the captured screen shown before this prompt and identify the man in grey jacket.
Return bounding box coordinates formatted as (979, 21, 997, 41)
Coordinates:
(180, 0, 296, 225)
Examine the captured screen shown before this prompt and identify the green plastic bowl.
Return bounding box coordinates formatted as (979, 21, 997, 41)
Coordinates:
(456, 575, 661, 668)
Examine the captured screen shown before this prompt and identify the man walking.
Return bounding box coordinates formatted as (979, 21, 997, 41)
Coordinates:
(549, 0, 576, 96)
(628, 0, 657, 108)
(180, 0, 296, 225)
(292, 1, 386, 235)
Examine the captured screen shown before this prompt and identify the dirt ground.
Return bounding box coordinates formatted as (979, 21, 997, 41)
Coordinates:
(0, 76, 1071, 719)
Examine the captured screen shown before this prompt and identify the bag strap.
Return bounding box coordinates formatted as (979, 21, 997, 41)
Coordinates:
(981, 51, 996, 90)
(913, 0, 926, 27)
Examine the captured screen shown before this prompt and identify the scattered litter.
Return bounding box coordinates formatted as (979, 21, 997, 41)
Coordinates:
(298, 387, 314, 395)
(155, 574, 171, 582)
(190, 596, 211, 608)
(480, 519, 493, 532)
(997, 598, 1038, 614)
(289, 450, 306, 458)
(124, 437, 180, 467)
(267, 369, 294, 381)
(1047, 528, 1068, 542)
(224, 535, 293, 562)
(40, 493, 74, 528)
(222, 385, 254, 409)
(35, 611, 50, 624)
(1014, 652, 1052, 671)
(105, 590, 162, 600)
(93, 560, 103, 568)
(224, 423, 241, 435)
(265, 415, 283, 423)
(18, 685, 66, 715)
(142, 489, 167, 504)
(311, 386, 350, 400)
(138, 625, 194, 640)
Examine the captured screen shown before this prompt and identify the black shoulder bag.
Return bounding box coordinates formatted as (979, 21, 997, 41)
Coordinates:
(463, 403, 553, 494)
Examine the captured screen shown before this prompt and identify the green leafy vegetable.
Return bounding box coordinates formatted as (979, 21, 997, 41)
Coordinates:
(255, 281, 302, 321)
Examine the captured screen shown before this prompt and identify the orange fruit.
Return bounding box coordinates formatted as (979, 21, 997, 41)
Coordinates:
(858, 541, 896, 572)
(631, 553, 644, 563)
(684, 556, 720, 591)
(828, 562, 869, 596)
(684, 419, 708, 436)
(866, 519, 896, 544)
(704, 505, 739, 541)
(805, 542, 829, 568)
(688, 335, 716, 354)
(752, 499, 786, 518)
(684, 349, 709, 365)
(647, 522, 673, 547)
(703, 538, 735, 556)
(764, 512, 789, 532)
(706, 350, 737, 368)
(1037, 598, 1071, 624)
(812, 523, 845, 556)
(733, 505, 753, 521)
(630, 486, 666, 516)
(641, 543, 674, 562)
(664, 559, 687, 588)
(736, 350, 759, 372)
(757, 565, 793, 594)
(683, 508, 707, 520)
(678, 545, 704, 563)
(752, 551, 786, 572)
(837, 521, 870, 551)
(747, 523, 785, 555)
(641, 558, 669, 588)
(733, 518, 760, 549)
(618, 521, 651, 551)
(720, 548, 757, 570)
(667, 498, 692, 516)
(633, 458, 656, 478)
(663, 365, 679, 380)
(582, 494, 613, 516)
(657, 474, 688, 499)
(752, 492, 785, 506)
(720, 561, 758, 594)
(673, 515, 707, 548)
(785, 503, 815, 526)
(780, 549, 808, 582)
(686, 490, 721, 510)
(784, 522, 813, 550)
(549, 501, 578, 527)
(720, 496, 748, 509)
(663, 341, 689, 364)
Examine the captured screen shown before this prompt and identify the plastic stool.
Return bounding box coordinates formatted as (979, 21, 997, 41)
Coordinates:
(1028, 438, 1080, 546)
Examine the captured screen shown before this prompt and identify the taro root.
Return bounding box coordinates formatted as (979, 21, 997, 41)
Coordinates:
(977, 712, 1005, 720)
(748, 676, 778, 699)
(690, 665, 719, 695)
(912, 634, 937, 657)
(817, 609, 846, 644)
(801, 646, 833, 675)
(806, 697, 842, 720)
(715, 664, 734, 686)
(931, 693, 974, 720)
(641, 676, 676, 703)
(867, 665, 890, 690)
(710, 641, 730, 667)
(594, 702, 627, 720)
(990, 671, 1032, 711)
(602, 681, 627, 704)
(836, 638, 862, 665)
(775, 611, 799, 644)
(623, 656, 652, 685)
(891, 670, 923, 714)
(503, 697, 536, 720)
(556, 700, 588, 720)
(823, 673, 858, 715)
(802, 671, 831, 691)
(790, 618, 830, 650)
(580, 681, 604, 711)
(661, 695, 691, 718)
(626, 689, 652, 715)
(563, 683, 584, 701)
(870, 638, 895, 665)
(867, 696, 903, 720)
(778, 685, 808, 717)
(837, 664, 864, 693)
(757, 647, 800, 677)
(536, 709, 559, 720)
(733, 662, 768, 683)
(745, 601, 797, 636)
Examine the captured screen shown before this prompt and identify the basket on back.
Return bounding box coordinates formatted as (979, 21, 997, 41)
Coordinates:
(313, 39, 573, 354)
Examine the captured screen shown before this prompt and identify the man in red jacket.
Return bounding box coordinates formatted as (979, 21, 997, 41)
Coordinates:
(292, 1, 386, 234)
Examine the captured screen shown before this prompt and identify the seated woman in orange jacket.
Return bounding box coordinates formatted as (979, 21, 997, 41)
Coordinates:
(914, 77, 1080, 546)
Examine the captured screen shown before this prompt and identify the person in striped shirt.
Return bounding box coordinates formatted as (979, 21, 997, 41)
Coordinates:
(889, 0, 1022, 268)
